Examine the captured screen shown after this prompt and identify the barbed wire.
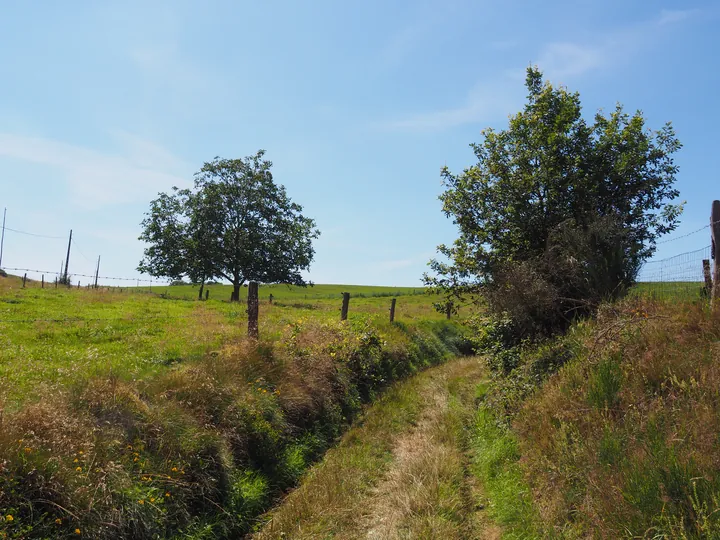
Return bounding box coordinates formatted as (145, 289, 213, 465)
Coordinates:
(1, 267, 170, 283)
(655, 224, 711, 245)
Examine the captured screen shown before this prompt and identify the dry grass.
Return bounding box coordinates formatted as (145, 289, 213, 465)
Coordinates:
(514, 298, 720, 538)
(254, 357, 499, 540)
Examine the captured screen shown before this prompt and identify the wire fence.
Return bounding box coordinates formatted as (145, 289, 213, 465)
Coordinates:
(634, 245, 712, 301)
(0, 266, 170, 287)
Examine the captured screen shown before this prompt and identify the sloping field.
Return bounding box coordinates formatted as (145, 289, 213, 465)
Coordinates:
(0, 276, 441, 404)
(0, 272, 472, 538)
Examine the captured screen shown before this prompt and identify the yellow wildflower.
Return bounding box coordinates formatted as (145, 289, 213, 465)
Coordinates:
(5, 515, 13, 521)
(55, 518, 62, 524)
(149, 497, 155, 503)
(76, 467, 82, 472)
(75, 528, 81, 535)
(171, 467, 178, 472)
(138, 499, 145, 505)
(165, 492, 171, 498)
(74, 458, 79, 463)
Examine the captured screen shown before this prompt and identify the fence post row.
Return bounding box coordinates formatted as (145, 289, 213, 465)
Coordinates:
(713, 200, 720, 307)
(247, 281, 259, 339)
(341, 292, 350, 321)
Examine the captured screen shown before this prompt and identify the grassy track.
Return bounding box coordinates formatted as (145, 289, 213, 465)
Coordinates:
(254, 356, 500, 540)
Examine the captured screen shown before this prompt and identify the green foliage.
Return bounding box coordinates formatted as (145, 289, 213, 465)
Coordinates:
(426, 66, 683, 339)
(138, 150, 320, 301)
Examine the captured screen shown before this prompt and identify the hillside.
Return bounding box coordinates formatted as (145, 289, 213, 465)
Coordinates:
(470, 296, 720, 538)
(0, 273, 471, 538)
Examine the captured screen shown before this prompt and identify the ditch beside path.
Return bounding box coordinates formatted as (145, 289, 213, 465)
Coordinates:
(254, 356, 501, 539)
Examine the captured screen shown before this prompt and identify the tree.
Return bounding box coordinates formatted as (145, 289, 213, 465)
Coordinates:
(138, 150, 320, 301)
(425, 67, 683, 337)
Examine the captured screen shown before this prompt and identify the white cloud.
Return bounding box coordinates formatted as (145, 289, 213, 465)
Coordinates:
(0, 133, 190, 207)
(382, 8, 698, 132)
(382, 79, 522, 132)
(537, 42, 606, 79)
(657, 9, 698, 25)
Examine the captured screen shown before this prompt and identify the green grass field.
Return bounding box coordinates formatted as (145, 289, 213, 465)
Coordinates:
(631, 281, 707, 301)
(0, 272, 472, 538)
(0, 275, 446, 405)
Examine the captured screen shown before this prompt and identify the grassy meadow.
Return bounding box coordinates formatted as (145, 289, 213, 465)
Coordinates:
(0, 276, 441, 405)
(0, 272, 472, 539)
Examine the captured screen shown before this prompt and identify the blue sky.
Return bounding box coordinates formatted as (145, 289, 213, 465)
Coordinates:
(0, 1, 718, 286)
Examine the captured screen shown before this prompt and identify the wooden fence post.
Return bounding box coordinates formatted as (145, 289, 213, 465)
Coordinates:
(703, 259, 712, 296)
(341, 292, 350, 321)
(446, 302, 452, 320)
(713, 201, 720, 307)
(389, 298, 396, 322)
(205, 289, 209, 301)
(247, 281, 259, 339)
(41, 274, 44, 289)
(269, 293, 273, 305)
(54, 277, 57, 289)
(77, 281, 80, 289)
(22, 273, 26, 288)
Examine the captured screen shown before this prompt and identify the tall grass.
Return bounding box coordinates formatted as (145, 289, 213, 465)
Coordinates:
(512, 298, 720, 538)
(0, 274, 470, 539)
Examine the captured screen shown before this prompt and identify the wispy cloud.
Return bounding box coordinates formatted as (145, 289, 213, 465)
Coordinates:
(658, 8, 698, 25)
(0, 132, 190, 207)
(381, 78, 522, 132)
(382, 8, 698, 132)
(379, 22, 430, 69)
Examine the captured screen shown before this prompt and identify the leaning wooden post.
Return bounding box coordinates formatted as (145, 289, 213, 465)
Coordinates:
(389, 298, 397, 322)
(713, 201, 720, 307)
(341, 292, 350, 321)
(22, 273, 26, 288)
(703, 259, 713, 296)
(247, 281, 259, 339)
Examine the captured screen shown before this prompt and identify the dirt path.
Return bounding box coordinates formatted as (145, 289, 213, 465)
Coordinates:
(254, 357, 501, 539)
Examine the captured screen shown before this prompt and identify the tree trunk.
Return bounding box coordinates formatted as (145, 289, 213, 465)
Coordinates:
(231, 282, 241, 302)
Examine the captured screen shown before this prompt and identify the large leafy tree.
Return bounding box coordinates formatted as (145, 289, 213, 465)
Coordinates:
(426, 67, 682, 336)
(139, 150, 320, 301)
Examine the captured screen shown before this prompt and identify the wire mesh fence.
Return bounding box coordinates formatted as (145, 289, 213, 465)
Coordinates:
(634, 245, 712, 301)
